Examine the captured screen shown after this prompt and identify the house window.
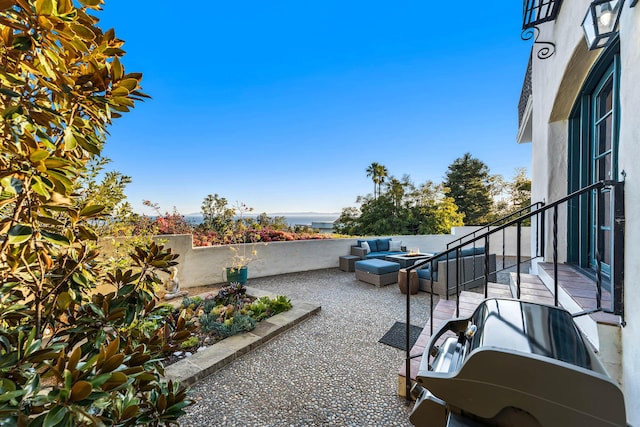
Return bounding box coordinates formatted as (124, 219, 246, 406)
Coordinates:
(567, 42, 620, 285)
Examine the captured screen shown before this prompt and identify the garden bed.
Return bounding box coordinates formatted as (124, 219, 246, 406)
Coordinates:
(166, 283, 292, 365)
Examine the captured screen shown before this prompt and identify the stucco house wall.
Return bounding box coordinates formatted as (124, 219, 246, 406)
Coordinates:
(618, 4, 640, 422)
(524, 1, 639, 422)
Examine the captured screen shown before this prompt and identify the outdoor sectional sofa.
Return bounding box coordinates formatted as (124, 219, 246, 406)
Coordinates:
(415, 247, 496, 296)
(350, 238, 406, 259)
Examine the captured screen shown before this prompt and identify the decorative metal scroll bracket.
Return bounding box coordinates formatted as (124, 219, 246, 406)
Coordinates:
(521, 26, 556, 59)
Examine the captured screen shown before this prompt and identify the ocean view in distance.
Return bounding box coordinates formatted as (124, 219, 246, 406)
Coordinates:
(184, 212, 340, 227)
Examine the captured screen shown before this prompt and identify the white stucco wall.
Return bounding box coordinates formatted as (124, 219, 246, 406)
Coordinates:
(527, 2, 639, 423)
(529, 2, 601, 264)
(452, 226, 532, 258)
(156, 228, 529, 288)
(158, 234, 459, 288)
(619, 4, 640, 424)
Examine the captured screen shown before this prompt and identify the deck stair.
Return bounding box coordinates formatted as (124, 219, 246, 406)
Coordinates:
(507, 272, 555, 305)
(398, 284, 511, 397)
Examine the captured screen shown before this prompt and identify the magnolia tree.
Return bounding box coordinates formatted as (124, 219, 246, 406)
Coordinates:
(0, 1, 193, 425)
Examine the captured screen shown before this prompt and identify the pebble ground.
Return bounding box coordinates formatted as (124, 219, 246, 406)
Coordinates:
(179, 268, 436, 427)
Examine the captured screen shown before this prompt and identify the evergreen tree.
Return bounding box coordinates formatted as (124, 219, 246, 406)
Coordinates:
(444, 153, 493, 225)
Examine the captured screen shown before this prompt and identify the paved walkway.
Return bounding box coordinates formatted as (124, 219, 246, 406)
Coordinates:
(180, 268, 435, 426)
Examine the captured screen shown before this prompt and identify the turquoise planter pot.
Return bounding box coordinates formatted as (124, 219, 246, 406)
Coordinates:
(225, 266, 248, 284)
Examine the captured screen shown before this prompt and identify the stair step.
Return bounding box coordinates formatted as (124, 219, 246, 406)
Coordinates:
(509, 272, 555, 305)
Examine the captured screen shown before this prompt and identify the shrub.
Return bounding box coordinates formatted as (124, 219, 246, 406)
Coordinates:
(0, 2, 193, 424)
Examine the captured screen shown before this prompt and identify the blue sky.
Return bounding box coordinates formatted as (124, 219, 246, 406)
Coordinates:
(98, 1, 532, 216)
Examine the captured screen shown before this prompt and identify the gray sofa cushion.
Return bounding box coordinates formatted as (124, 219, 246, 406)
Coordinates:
(427, 247, 486, 272)
(376, 238, 391, 251)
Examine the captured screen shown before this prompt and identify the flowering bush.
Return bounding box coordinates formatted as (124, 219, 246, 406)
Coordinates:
(137, 201, 335, 247)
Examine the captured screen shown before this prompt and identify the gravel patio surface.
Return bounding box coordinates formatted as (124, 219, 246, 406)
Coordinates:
(180, 268, 436, 427)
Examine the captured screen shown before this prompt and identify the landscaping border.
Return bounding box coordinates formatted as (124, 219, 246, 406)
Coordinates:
(164, 286, 321, 385)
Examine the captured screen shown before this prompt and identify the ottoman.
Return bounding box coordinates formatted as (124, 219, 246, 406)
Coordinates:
(355, 259, 400, 287)
(339, 255, 360, 272)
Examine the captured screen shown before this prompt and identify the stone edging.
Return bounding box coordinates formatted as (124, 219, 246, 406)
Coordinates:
(164, 286, 321, 386)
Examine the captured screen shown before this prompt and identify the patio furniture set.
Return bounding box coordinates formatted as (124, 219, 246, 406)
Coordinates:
(339, 238, 497, 295)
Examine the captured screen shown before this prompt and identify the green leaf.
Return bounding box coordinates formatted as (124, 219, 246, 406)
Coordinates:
(89, 373, 111, 388)
(111, 86, 129, 97)
(2, 105, 21, 118)
(43, 406, 67, 427)
(8, 225, 32, 245)
(30, 149, 50, 162)
(71, 272, 89, 287)
(46, 170, 73, 192)
(71, 23, 95, 41)
(0, 389, 27, 403)
(63, 128, 77, 151)
(35, 0, 54, 15)
(32, 178, 52, 198)
(76, 135, 101, 155)
(117, 283, 135, 297)
(118, 78, 138, 91)
(12, 36, 32, 51)
(0, 88, 20, 98)
(77, 225, 98, 241)
(79, 204, 105, 217)
(57, 292, 72, 310)
(37, 215, 63, 226)
(0, 379, 16, 392)
(41, 230, 70, 246)
(1, 176, 23, 195)
(78, 0, 103, 7)
(111, 56, 123, 80)
(43, 158, 71, 169)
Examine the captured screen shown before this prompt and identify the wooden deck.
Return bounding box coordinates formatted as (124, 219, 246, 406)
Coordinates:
(537, 262, 618, 325)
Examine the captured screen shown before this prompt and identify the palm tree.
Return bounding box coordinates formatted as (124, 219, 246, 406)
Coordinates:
(366, 162, 381, 199)
(376, 164, 388, 197)
(366, 162, 389, 200)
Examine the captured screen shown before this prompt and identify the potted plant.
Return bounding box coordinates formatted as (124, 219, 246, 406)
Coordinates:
(224, 203, 258, 284)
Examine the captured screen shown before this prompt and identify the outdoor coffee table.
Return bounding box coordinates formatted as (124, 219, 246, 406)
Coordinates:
(385, 253, 433, 268)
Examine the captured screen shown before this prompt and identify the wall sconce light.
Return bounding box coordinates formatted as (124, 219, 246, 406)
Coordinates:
(582, 0, 624, 50)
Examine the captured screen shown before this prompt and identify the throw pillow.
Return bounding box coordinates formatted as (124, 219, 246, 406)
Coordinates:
(389, 240, 402, 251)
(361, 241, 371, 254)
(365, 239, 379, 252)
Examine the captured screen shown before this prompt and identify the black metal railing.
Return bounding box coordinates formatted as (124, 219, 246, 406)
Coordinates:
(402, 180, 624, 401)
(446, 201, 545, 274)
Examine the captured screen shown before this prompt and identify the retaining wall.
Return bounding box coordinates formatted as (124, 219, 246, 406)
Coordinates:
(154, 226, 531, 289)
